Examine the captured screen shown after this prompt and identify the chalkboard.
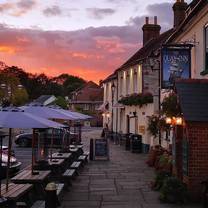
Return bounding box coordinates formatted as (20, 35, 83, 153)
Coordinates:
(94, 139, 109, 160)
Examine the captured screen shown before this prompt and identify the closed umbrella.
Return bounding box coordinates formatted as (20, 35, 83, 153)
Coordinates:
(0, 107, 65, 192)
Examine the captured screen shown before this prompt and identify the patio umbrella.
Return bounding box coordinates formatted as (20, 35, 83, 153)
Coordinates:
(0, 131, 8, 198)
(21, 103, 79, 120)
(0, 107, 65, 191)
(21, 103, 81, 158)
(48, 105, 92, 120)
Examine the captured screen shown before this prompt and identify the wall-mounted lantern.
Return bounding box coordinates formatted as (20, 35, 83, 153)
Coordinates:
(165, 116, 183, 126)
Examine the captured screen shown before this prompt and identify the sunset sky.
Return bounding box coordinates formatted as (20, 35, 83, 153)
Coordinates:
(0, 0, 191, 83)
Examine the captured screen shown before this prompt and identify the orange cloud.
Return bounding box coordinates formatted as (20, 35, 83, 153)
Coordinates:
(0, 46, 16, 54)
(0, 24, 140, 83)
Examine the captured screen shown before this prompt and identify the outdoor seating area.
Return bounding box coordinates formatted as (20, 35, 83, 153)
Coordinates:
(0, 104, 91, 207)
(1, 144, 88, 207)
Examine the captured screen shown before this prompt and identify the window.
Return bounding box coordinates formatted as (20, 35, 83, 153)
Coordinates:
(126, 71, 130, 95)
(202, 25, 208, 75)
(133, 69, 137, 93)
(84, 104, 89, 111)
(205, 25, 208, 70)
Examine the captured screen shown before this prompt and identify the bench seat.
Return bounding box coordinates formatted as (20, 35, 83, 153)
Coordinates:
(63, 169, 76, 178)
(78, 155, 88, 164)
(70, 161, 81, 169)
(31, 183, 64, 208)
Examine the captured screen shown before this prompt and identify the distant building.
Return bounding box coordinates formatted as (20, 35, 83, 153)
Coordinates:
(69, 81, 103, 126)
(33, 95, 56, 106)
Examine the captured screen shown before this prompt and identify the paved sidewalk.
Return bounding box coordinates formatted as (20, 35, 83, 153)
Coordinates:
(61, 129, 200, 208)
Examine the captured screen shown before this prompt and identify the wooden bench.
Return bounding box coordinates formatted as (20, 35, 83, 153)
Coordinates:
(77, 155, 88, 165)
(31, 183, 64, 208)
(70, 161, 81, 169)
(62, 169, 76, 187)
(1, 183, 33, 207)
(70, 161, 82, 174)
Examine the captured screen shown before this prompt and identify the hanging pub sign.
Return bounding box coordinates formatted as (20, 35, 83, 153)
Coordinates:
(161, 45, 191, 89)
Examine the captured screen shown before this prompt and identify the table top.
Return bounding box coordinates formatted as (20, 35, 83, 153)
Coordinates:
(48, 158, 65, 166)
(70, 145, 83, 149)
(69, 147, 78, 153)
(49, 152, 71, 159)
(11, 170, 51, 184)
(1, 183, 33, 200)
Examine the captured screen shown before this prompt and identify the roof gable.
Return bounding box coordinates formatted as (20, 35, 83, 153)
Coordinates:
(119, 28, 175, 70)
(176, 79, 208, 122)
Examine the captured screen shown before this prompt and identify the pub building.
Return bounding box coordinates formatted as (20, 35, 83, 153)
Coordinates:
(101, 0, 188, 152)
(102, 0, 208, 200)
(165, 0, 208, 200)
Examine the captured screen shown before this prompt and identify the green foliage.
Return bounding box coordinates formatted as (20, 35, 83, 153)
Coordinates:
(147, 115, 169, 138)
(0, 71, 29, 106)
(54, 96, 68, 109)
(12, 88, 29, 106)
(161, 93, 181, 117)
(118, 93, 153, 107)
(2, 66, 86, 100)
(159, 177, 187, 203)
(147, 115, 160, 138)
(153, 171, 170, 191)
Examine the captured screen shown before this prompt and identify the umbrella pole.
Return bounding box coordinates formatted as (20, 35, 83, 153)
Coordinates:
(6, 128, 12, 191)
(0, 137, 2, 197)
(50, 129, 54, 161)
(32, 129, 35, 175)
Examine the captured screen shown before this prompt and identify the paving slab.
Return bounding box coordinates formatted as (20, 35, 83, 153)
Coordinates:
(60, 128, 201, 208)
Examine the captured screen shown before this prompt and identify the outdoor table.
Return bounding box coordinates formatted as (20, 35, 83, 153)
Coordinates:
(49, 152, 72, 168)
(33, 159, 65, 180)
(49, 152, 72, 160)
(1, 183, 33, 207)
(11, 170, 51, 200)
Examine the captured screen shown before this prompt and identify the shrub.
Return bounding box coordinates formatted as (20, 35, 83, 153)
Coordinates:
(159, 177, 187, 204)
(152, 171, 170, 191)
(118, 92, 153, 107)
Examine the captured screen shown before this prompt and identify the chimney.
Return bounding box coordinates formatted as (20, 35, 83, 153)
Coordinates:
(142, 16, 161, 46)
(173, 0, 188, 28)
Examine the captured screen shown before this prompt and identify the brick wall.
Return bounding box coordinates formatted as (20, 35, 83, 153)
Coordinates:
(184, 122, 208, 200)
(172, 126, 183, 180)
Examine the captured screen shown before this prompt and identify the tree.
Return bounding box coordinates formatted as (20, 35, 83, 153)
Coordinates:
(54, 96, 68, 109)
(0, 71, 29, 106)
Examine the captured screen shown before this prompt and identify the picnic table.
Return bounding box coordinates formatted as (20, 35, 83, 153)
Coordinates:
(49, 152, 72, 160)
(1, 183, 33, 207)
(11, 170, 51, 199)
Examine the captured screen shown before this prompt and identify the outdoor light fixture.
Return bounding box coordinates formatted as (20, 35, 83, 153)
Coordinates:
(106, 113, 110, 118)
(165, 116, 183, 126)
(102, 113, 105, 117)
(165, 117, 172, 124)
(175, 117, 183, 126)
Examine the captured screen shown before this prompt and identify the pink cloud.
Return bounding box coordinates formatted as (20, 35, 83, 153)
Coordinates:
(0, 24, 140, 83)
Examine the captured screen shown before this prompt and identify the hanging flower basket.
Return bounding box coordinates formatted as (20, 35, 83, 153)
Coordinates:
(161, 93, 181, 117)
(118, 92, 153, 107)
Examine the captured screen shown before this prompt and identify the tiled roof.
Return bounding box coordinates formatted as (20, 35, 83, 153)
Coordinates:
(119, 28, 175, 70)
(175, 79, 208, 122)
(71, 81, 103, 102)
(102, 71, 117, 83)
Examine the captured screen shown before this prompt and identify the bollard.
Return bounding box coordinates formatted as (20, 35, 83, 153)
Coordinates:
(0, 197, 8, 208)
(89, 139, 94, 161)
(45, 182, 60, 208)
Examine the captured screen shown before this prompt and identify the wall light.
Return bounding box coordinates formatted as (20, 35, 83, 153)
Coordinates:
(165, 117, 172, 124)
(175, 117, 183, 125)
(165, 116, 183, 126)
